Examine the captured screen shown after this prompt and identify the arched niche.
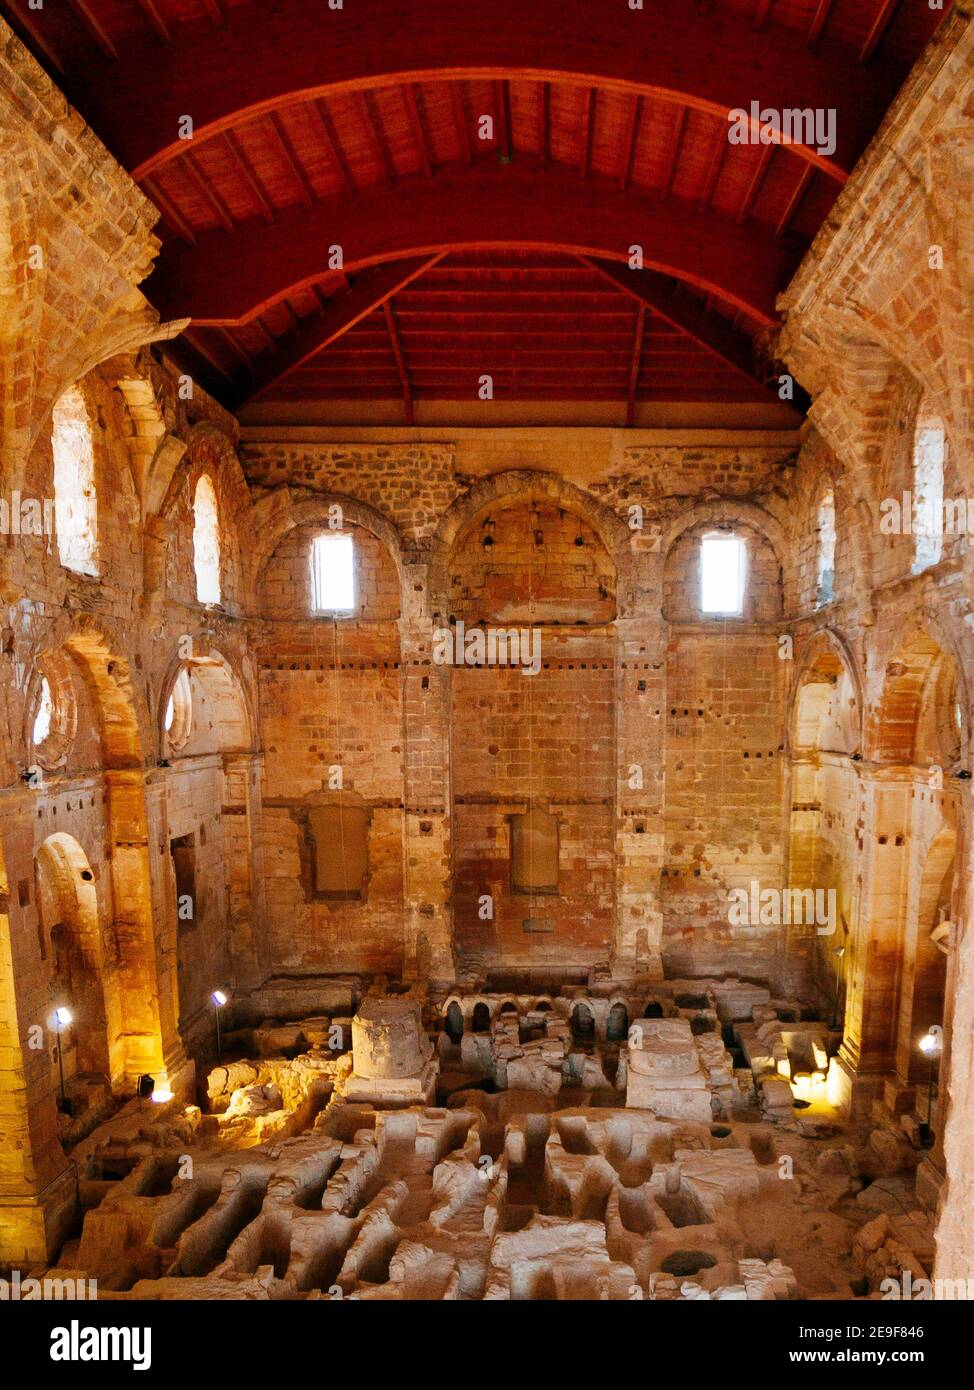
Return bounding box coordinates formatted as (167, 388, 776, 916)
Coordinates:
(160, 646, 253, 759)
(428, 470, 632, 621)
(791, 632, 861, 757)
(898, 825, 955, 1094)
(29, 622, 144, 774)
(872, 630, 965, 770)
(34, 833, 121, 1089)
(446, 496, 616, 626)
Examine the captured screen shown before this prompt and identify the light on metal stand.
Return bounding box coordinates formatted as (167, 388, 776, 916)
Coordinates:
(212, 989, 229, 1060)
(918, 1029, 942, 1148)
(830, 946, 846, 1030)
(54, 1006, 72, 1114)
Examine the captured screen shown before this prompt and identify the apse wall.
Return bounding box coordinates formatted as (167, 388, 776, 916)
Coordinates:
(241, 434, 802, 987)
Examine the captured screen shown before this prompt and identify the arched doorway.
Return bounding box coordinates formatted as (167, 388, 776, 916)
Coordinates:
(899, 828, 954, 1092)
(34, 834, 116, 1088)
(571, 1001, 595, 1047)
(161, 647, 254, 1056)
(607, 1002, 629, 1041)
(444, 1000, 463, 1043)
(472, 1002, 491, 1032)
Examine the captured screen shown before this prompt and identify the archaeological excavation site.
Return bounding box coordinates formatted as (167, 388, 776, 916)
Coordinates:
(1, 0, 974, 1341)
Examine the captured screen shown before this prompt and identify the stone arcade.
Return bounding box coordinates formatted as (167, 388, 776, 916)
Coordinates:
(1, 0, 973, 1303)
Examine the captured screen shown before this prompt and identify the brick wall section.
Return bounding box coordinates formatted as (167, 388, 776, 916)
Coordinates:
(243, 443, 459, 543)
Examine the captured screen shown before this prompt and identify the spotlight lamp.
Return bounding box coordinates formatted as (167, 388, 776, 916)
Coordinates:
(919, 1030, 942, 1057)
(53, 1005, 73, 1113)
(918, 1027, 943, 1150)
(212, 988, 230, 1059)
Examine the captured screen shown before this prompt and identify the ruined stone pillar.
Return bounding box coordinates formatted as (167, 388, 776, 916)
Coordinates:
(399, 558, 454, 981)
(109, 771, 193, 1097)
(221, 752, 267, 991)
(832, 767, 913, 1112)
(0, 815, 75, 1260)
(614, 611, 665, 978)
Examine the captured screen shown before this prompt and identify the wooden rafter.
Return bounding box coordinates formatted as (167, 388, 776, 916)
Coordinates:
(312, 100, 356, 197)
(579, 88, 594, 180)
(2, 0, 64, 70)
(451, 83, 473, 165)
(267, 112, 316, 207)
(405, 84, 433, 177)
(698, 126, 727, 212)
(619, 94, 642, 192)
(134, 0, 170, 43)
(579, 256, 776, 398)
(807, 0, 835, 46)
(143, 176, 197, 244)
(776, 163, 814, 236)
(541, 83, 552, 167)
(151, 162, 798, 327)
(181, 152, 235, 232)
(233, 254, 443, 405)
(67, 0, 117, 56)
(362, 91, 397, 183)
(661, 106, 687, 201)
(753, 0, 773, 30)
(67, 0, 893, 182)
(495, 79, 512, 159)
(737, 143, 774, 224)
(383, 300, 415, 423)
(626, 304, 646, 426)
(224, 131, 275, 223)
(860, 0, 900, 62)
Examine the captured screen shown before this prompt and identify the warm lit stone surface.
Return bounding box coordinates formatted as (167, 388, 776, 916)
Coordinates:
(1, 7, 973, 1298)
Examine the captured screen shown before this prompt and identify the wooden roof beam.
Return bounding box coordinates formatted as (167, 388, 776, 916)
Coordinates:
(149, 161, 798, 327)
(579, 255, 776, 398)
(66, 0, 893, 183)
(807, 0, 835, 47)
(860, 0, 900, 62)
(67, 0, 117, 57)
(134, 0, 171, 44)
(626, 304, 646, 426)
(383, 300, 415, 423)
(224, 131, 276, 223)
(232, 254, 442, 405)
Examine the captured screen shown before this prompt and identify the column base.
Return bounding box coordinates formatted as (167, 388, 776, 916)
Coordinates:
(828, 1048, 888, 1120)
(915, 1154, 946, 1213)
(0, 1167, 77, 1264)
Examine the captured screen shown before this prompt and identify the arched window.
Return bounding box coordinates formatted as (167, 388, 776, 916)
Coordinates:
(163, 668, 193, 751)
(699, 532, 746, 616)
(193, 475, 221, 604)
(29, 657, 77, 770)
(32, 676, 53, 747)
(311, 532, 355, 613)
(913, 414, 945, 573)
(816, 487, 836, 607)
(52, 386, 98, 576)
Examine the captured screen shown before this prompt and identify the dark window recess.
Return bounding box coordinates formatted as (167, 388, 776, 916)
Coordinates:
(308, 804, 369, 900)
(511, 808, 559, 894)
(170, 833, 196, 925)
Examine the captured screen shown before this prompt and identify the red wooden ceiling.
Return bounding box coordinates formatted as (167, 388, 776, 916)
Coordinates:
(0, 0, 948, 420)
